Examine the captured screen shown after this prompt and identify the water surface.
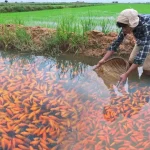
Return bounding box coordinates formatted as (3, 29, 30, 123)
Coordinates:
(0, 51, 149, 150)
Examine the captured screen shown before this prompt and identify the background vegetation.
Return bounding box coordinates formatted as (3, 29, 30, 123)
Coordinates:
(0, 3, 150, 29)
(0, 3, 149, 54)
(0, 2, 100, 13)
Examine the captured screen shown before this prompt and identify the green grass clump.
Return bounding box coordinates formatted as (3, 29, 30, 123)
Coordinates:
(0, 25, 38, 52)
(0, 25, 16, 50)
(14, 28, 34, 51)
(42, 17, 89, 55)
(0, 14, 117, 55)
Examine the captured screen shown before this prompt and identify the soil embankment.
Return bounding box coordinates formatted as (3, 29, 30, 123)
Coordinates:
(0, 25, 135, 57)
(85, 30, 135, 57)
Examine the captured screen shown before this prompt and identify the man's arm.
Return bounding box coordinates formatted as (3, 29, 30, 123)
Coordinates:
(107, 29, 126, 52)
(93, 51, 114, 69)
(101, 51, 115, 62)
(94, 30, 126, 69)
(126, 64, 139, 76)
(133, 23, 150, 65)
(120, 64, 139, 84)
(120, 41, 150, 84)
(120, 21, 150, 84)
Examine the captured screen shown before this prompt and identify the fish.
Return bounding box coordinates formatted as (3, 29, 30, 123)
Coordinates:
(0, 56, 150, 150)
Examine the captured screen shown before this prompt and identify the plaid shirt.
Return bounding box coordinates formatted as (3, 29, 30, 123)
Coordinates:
(108, 14, 150, 65)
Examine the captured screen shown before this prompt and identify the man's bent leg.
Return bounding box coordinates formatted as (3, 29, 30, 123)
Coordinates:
(128, 44, 139, 75)
(129, 44, 140, 65)
(143, 54, 150, 75)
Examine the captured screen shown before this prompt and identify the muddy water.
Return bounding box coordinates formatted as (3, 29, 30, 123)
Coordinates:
(0, 51, 150, 150)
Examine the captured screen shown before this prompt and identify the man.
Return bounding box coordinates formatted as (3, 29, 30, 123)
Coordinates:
(94, 9, 150, 84)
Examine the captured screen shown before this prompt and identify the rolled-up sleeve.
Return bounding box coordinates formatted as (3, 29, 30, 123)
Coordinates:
(133, 25, 150, 65)
(107, 30, 126, 52)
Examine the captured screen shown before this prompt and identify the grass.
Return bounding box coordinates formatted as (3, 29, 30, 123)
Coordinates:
(0, 4, 150, 20)
(0, 3, 150, 55)
(0, 25, 38, 52)
(0, 15, 94, 55)
(42, 16, 89, 55)
(0, 3, 150, 29)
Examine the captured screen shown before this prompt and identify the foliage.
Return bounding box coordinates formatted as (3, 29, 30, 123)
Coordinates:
(0, 3, 98, 13)
(0, 25, 38, 52)
(42, 17, 88, 55)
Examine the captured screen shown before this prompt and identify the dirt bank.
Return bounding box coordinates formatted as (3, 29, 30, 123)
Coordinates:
(0, 24, 135, 57)
(84, 30, 135, 57)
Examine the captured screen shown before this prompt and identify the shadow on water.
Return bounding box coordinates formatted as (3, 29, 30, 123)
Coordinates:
(0, 50, 150, 149)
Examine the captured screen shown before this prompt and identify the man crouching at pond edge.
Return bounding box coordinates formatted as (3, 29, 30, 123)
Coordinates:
(95, 9, 150, 84)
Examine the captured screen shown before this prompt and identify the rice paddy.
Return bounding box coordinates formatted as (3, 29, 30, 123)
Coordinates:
(0, 3, 150, 31)
(0, 51, 150, 150)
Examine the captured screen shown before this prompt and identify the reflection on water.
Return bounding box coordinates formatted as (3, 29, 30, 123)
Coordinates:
(0, 51, 150, 150)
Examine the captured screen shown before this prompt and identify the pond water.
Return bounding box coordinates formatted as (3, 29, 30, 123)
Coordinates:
(0, 51, 150, 150)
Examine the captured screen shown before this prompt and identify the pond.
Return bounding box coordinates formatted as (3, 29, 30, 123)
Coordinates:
(0, 51, 150, 150)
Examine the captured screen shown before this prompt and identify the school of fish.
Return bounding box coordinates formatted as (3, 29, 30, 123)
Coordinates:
(0, 54, 150, 150)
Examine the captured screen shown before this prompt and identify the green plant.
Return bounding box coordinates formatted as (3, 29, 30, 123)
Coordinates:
(0, 25, 16, 50)
(42, 16, 87, 55)
(96, 18, 115, 34)
(81, 17, 96, 34)
(14, 27, 39, 52)
(0, 25, 39, 52)
(15, 28, 31, 44)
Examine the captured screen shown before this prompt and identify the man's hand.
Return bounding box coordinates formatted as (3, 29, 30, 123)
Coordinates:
(93, 51, 114, 70)
(119, 63, 139, 85)
(119, 73, 128, 85)
(93, 59, 105, 70)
